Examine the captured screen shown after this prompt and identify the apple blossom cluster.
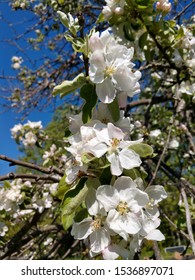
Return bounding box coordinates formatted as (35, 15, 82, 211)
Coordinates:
(71, 176, 167, 259)
(88, 30, 141, 105)
(66, 120, 142, 182)
(102, 0, 125, 20)
(42, 144, 67, 166)
(11, 120, 44, 147)
(49, 13, 170, 258)
(0, 178, 58, 236)
(0, 179, 25, 214)
(11, 56, 23, 70)
(156, 0, 171, 13)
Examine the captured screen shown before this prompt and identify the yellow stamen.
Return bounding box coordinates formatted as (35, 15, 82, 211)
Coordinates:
(117, 201, 129, 215)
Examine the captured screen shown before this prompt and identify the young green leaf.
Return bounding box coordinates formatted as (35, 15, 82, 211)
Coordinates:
(130, 143, 154, 157)
(61, 178, 88, 230)
(80, 84, 98, 123)
(107, 97, 120, 122)
(53, 73, 86, 98)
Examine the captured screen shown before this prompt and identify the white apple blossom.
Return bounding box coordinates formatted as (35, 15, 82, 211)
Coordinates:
(66, 112, 83, 134)
(149, 129, 161, 138)
(96, 176, 149, 240)
(102, 0, 125, 20)
(66, 121, 142, 176)
(87, 122, 142, 176)
(89, 30, 141, 103)
(71, 188, 112, 253)
(139, 216, 165, 241)
(0, 182, 24, 213)
(0, 222, 8, 237)
(13, 209, 34, 219)
(11, 56, 23, 70)
(24, 120, 43, 130)
(65, 158, 88, 184)
(168, 138, 179, 149)
(92, 103, 134, 134)
(32, 192, 53, 213)
(23, 131, 37, 147)
(10, 123, 23, 139)
(144, 184, 167, 219)
(178, 81, 195, 96)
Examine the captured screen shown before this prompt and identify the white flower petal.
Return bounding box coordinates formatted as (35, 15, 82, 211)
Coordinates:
(145, 229, 165, 241)
(96, 185, 119, 211)
(119, 149, 142, 169)
(121, 212, 141, 234)
(86, 139, 108, 158)
(127, 189, 149, 212)
(107, 123, 125, 140)
(107, 153, 122, 176)
(145, 185, 167, 205)
(90, 228, 111, 253)
(96, 79, 116, 103)
(71, 218, 93, 239)
(114, 176, 137, 192)
(112, 67, 137, 91)
(106, 209, 129, 240)
(102, 243, 131, 260)
(85, 188, 99, 216)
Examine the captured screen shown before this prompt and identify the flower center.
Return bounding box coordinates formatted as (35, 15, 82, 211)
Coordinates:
(117, 201, 129, 215)
(104, 65, 116, 77)
(110, 138, 120, 148)
(146, 198, 155, 209)
(92, 217, 102, 230)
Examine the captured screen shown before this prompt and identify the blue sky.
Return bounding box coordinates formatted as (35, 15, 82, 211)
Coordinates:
(0, 2, 54, 174)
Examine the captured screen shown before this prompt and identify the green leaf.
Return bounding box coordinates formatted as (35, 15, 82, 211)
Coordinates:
(65, 35, 86, 53)
(96, 12, 105, 23)
(61, 212, 75, 231)
(99, 166, 112, 185)
(123, 22, 135, 42)
(85, 177, 101, 189)
(80, 84, 98, 123)
(130, 143, 154, 157)
(123, 167, 148, 180)
(139, 31, 148, 49)
(53, 73, 86, 97)
(61, 178, 88, 230)
(57, 174, 70, 200)
(107, 97, 120, 122)
(57, 11, 69, 28)
(74, 208, 89, 223)
(4, 181, 11, 189)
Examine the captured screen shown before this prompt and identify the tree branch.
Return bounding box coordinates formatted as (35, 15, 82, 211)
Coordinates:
(0, 172, 60, 183)
(0, 154, 64, 176)
(126, 95, 172, 112)
(173, 0, 195, 20)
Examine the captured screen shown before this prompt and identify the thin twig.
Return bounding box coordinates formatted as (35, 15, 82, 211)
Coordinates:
(148, 120, 174, 186)
(180, 187, 195, 255)
(173, 0, 195, 20)
(159, 208, 190, 240)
